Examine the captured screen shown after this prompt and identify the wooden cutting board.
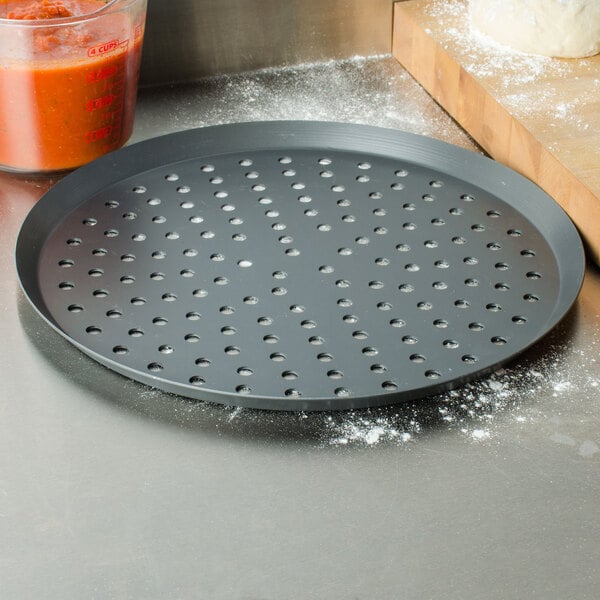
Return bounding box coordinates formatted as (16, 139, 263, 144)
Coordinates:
(392, 0, 600, 264)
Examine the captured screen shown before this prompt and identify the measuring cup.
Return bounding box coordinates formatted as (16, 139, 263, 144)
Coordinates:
(0, 0, 147, 173)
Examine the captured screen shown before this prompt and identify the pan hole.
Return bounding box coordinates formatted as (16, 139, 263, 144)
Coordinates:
(399, 284, 414, 293)
(337, 299, 352, 307)
(214, 277, 229, 285)
(201, 230, 215, 239)
(355, 236, 370, 245)
(187, 311, 202, 320)
(343, 315, 358, 324)
(282, 370, 298, 380)
(166, 232, 180, 240)
(443, 339, 459, 349)
(433, 319, 448, 328)
(221, 326, 237, 335)
(59, 259, 74, 268)
(189, 376, 205, 386)
(495, 282, 510, 291)
(185, 334, 201, 343)
(165, 173, 180, 180)
(195, 358, 211, 367)
(465, 279, 479, 287)
(285, 389, 301, 398)
(282, 169, 296, 177)
(93, 289, 108, 297)
(180, 269, 195, 278)
(362, 347, 379, 356)
(252, 184, 266, 192)
(336, 279, 351, 288)
(309, 336, 325, 346)
(105, 200, 119, 208)
(512, 315, 528, 324)
(452, 236, 467, 245)
(258, 317, 273, 326)
(461, 194, 475, 202)
(120, 275, 135, 284)
(405, 263, 420, 272)
(301, 320, 317, 329)
(128, 328, 144, 338)
(449, 207, 464, 216)
(122, 212, 137, 221)
(239, 158, 253, 166)
(469, 322, 484, 331)
(162, 292, 177, 302)
(68, 304, 84, 313)
(88, 268, 104, 277)
(86, 325, 102, 335)
(292, 182, 306, 190)
(305, 209, 318, 217)
(487, 210, 501, 218)
(121, 254, 136, 262)
(391, 182, 404, 191)
(402, 203, 416, 211)
(435, 260, 449, 269)
(279, 156, 292, 164)
(225, 346, 241, 355)
(410, 354, 426, 363)
(374, 226, 388, 235)
(237, 367, 254, 376)
(334, 387, 350, 397)
(244, 296, 259, 305)
(191, 288, 206, 298)
(147, 363, 163, 372)
(382, 381, 398, 391)
(377, 302, 392, 311)
(245, 171, 260, 180)
(318, 265, 334, 274)
(402, 336, 418, 345)
(152, 317, 168, 326)
(390, 319, 406, 328)
(508, 228, 522, 236)
(432, 281, 448, 290)
(486, 303, 502, 312)
(455, 299, 470, 308)
(66, 237, 82, 246)
(318, 353, 333, 362)
(527, 271, 542, 280)
(403, 222, 417, 231)
(220, 306, 235, 315)
(342, 214, 357, 222)
(263, 335, 279, 344)
(524, 293, 540, 303)
(431, 218, 445, 226)
(471, 224, 485, 232)
(422, 194, 435, 202)
(521, 249, 536, 257)
(150, 272, 165, 281)
(491, 336, 507, 345)
(487, 242, 502, 250)
(152, 250, 167, 259)
(270, 353, 286, 362)
(159, 345, 174, 354)
(236, 385, 252, 394)
(396, 243, 411, 252)
(371, 363, 387, 373)
(132, 233, 145, 242)
(353, 330, 368, 339)
(417, 301, 432, 311)
(463, 257, 479, 265)
(113, 345, 128, 355)
(369, 280, 384, 289)
(147, 198, 161, 206)
(131, 297, 147, 306)
(495, 262, 509, 271)
(232, 233, 247, 241)
(285, 248, 300, 256)
(238, 259, 253, 268)
(327, 370, 344, 379)
(107, 309, 122, 319)
(425, 370, 442, 379)
(462, 355, 479, 364)
(152, 216, 166, 224)
(338, 247, 353, 256)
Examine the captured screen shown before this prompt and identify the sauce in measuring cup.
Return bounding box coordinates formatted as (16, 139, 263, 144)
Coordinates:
(0, 0, 147, 172)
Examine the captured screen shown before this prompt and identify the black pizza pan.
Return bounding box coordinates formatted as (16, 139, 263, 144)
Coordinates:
(15, 121, 585, 411)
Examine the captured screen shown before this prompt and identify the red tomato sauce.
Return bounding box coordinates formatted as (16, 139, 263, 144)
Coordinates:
(0, 0, 144, 172)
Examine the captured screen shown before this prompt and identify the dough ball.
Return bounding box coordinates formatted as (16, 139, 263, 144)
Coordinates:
(469, 0, 600, 58)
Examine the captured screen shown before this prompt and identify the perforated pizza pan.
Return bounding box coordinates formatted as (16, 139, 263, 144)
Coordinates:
(16, 121, 585, 411)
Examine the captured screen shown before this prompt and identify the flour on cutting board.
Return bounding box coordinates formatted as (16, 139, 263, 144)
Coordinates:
(423, 0, 598, 128)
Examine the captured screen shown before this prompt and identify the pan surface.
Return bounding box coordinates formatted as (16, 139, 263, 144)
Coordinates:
(15, 121, 585, 410)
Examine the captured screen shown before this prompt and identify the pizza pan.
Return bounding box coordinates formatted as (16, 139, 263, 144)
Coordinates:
(15, 121, 585, 411)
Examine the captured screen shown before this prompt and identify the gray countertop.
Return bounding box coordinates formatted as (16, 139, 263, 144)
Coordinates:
(2, 56, 600, 599)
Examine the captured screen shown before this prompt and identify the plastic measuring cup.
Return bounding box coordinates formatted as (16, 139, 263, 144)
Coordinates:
(0, 0, 147, 173)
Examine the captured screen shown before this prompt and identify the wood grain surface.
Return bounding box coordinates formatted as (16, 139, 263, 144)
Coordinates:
(393, 0, 600, 263)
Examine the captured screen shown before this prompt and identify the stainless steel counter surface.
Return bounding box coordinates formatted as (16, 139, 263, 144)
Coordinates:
(2, 56, 600, 599)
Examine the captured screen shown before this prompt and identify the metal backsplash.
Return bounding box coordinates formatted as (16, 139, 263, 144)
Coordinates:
(139, 0, 394, 86)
